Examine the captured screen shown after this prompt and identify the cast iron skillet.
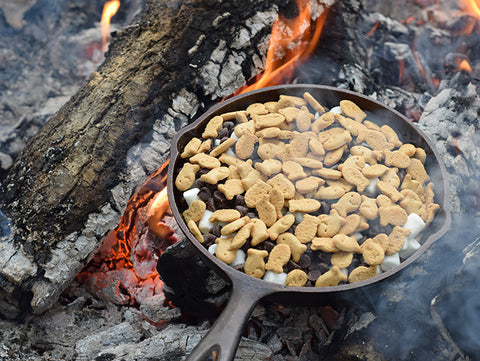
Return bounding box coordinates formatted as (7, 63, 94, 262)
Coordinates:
(167, 84, 451, 361)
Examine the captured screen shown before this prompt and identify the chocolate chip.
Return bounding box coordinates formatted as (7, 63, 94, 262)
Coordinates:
(348, 256, 360, 272)
(298, 254, 311, 269)
(317, 262, 330, 274)
(217, 128, 229, 139)
(241, 239, 252, 253)
(315, 251, 332, 264)
(197, 168, 210, 177)
(234, 194, 245, 206)
(235, 205, 249, 216)
(367, 221, 381, 236)
(198, 187, 212, 202)
(223, 121, 235, 130)
(286, 260, 301, 272)
(194, 178, 207, 188)
(259, 241, 275, 252)
(246, 212, 257, 219)
(204, 234, 217, 247)
(308, 269, 321, 282)
(210, 224, 222, 237)
(206, 198, 216, 212)
(213, 190, 229, 208)
(357, 235, 367, 245)
(319, 201, 331, 214)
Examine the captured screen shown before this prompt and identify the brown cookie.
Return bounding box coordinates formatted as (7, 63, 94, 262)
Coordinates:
(285, 269, 308, 287)
(295, 214, 321, 244)
(268, 214, 296, 240)
(277, 233, 307, 262)
(244, 249, 269, 278)
(265, 244, 291, 273)
(175, 163, 200, 191)
(315, 266, 347, 287)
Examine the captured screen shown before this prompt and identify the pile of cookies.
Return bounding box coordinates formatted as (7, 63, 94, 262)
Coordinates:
(174, 92, 439, 287)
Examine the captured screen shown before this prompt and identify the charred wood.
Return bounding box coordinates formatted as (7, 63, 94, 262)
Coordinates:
(0, 0, 284, 316)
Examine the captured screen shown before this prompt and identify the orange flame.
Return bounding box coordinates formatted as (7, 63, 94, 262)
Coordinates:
(458, 59, 473, 73)
(461, 0, 480, 19)
(101, 0, 121, 51)
(147, 187, 171, 238)
(239, 0, 330, 94)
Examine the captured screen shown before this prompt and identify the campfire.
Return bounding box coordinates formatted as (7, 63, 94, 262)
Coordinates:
(0, 0, 479, 360)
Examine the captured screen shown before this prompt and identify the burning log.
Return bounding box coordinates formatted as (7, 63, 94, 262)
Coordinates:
(0, 0, 289, 317)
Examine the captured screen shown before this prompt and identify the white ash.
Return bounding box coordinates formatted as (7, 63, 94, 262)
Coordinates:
(232, 7, 277, 50)
(0, 244, 37, 284)
(94, 323, 272, 361)
(210, 40, 229, 63)
(337, 63, 370, 94)
(75, 321, 145, 361)
(30, 203, 120, 314)
(418, 82, 480, 214)
(364, 12, 409, 36)
(198, 61, 223, 97)
(171, 88, 200, 118)
(219, 52, 247, 97)
(140, 294, 182, 323)
(245, 9, 277, 37)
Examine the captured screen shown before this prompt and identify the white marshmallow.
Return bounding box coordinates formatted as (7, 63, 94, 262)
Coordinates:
(402, 213, 425, 239)
(364, 177, 379, 196)
(352, 232, 363, 241)
(230, 249, 246, 267)
(330, 106, 342, 114)
(225, 147, 237, 157)
(214, 139, 221, 146)
(399, 237, 421, 259)
(263, 271, 287, 285)
(293, 212, 304, 224)
(183, 188, 200, 206)
(208, 244, 217, 255)
(380, 253, 400, 272)
(198, 210, 214, 234)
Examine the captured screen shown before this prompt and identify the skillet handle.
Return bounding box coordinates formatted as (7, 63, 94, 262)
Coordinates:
(186, 277, 274, 361)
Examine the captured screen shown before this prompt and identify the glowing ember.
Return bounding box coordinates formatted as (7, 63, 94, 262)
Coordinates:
(78, 161, 176, 306)
(236, 0, 330, 94)
(366, 20, 380, 37)
(101, 0, 121, 52)
(457, 58, 473, 73)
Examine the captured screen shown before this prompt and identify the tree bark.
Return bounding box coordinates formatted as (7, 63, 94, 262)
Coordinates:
(0, 0, 282, 316)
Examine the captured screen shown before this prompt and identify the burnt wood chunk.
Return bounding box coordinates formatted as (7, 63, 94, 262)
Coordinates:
(0, 0, 281, 316)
